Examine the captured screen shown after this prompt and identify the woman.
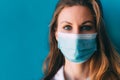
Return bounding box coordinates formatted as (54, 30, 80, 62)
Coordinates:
(43, 0, 120, 80)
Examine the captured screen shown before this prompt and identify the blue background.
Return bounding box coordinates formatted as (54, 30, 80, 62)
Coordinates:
(0, 0, 119, 80)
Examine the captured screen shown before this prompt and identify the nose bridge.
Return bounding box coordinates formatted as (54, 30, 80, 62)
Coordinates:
(73, 24, 80, 34)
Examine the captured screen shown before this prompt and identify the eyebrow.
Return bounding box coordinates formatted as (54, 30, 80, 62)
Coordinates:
(60, 20, 95, 25)
(60, 21, 72, 25)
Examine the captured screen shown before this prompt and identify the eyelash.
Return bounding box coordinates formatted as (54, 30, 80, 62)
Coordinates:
(63, 25, 93, 31)
(80, 25, 93, 31)
(63, 25, 72, 30)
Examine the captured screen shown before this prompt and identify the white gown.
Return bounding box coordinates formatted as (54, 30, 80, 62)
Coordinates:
(51, 66, 90, 80)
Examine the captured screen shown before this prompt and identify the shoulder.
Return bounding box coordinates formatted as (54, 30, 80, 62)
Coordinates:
(51, 66, 65, 80)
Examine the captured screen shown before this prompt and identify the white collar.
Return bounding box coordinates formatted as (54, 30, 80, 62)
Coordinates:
(51, 66, 90, 80)
(51, 66, 65, 80)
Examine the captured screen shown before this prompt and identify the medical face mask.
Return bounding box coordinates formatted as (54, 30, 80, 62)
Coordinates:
(58, 32, 97, 63)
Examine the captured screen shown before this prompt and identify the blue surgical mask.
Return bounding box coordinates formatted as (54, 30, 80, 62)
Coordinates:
(58, 32, 97, 64)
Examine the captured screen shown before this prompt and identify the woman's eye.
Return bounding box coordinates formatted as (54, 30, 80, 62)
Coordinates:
(63, 25, 72, 30)
(80, 25, 92, 31)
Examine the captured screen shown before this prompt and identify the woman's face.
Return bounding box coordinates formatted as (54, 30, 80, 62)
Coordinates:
(55, 5, 96, 39)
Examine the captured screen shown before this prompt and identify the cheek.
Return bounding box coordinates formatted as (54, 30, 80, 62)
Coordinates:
(93, 26, 97, 32)
(88, 28, 96, 34)
(55, 31, 58, 41)
(56, 25, 62, 32)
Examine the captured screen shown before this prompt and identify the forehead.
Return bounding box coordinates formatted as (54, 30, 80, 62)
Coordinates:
(58, 5, 94, 23)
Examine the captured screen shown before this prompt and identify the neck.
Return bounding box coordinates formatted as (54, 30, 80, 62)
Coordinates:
(64, 59, 90, 80)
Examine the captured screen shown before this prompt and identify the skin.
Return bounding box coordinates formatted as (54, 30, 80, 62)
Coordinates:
(55, 5, 96, 80)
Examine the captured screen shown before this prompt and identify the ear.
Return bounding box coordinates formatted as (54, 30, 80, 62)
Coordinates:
(55, 31, 58, 41)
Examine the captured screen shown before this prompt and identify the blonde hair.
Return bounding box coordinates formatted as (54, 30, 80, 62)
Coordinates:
(43, 0, 120, 80)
